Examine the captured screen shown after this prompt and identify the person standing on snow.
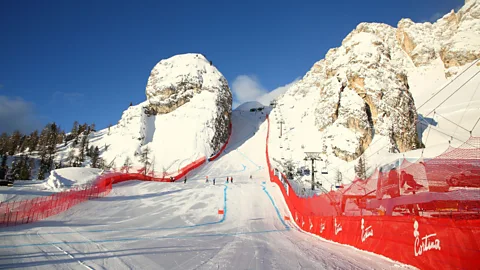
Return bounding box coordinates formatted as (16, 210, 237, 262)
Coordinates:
(226, 177, 229, 183)
(231, 177, 233, 183)
(213, 178, 216, 185)
(206, 176, 209, 183)
(184, 176, 187, 184)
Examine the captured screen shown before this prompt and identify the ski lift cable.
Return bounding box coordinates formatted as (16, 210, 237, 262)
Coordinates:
(417, 117, 479, 149)
(423, 111, 436, 147)
(377, 80, 476, 148)
(471, 115, 480, 133)
(276, 64, 480, 184)
(434, 111, 471, 134)
(423, 69, 480, 118)
(454, 80, 480, 136)
(378, 78, 477, 141)
(333, 104, 478, 191)
(334, 115, 471, 178)
(417, 59, 480, 111)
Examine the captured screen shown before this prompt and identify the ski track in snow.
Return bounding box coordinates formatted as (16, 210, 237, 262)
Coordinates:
(0, 111, 414, 270)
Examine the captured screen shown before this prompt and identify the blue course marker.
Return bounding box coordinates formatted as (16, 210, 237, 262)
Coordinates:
(261, 184, 290, 230)
(0, 185, 295, 249)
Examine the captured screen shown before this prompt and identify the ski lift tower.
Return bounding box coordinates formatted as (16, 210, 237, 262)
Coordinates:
(277, 119, 285, 138)
(304, 152, 322, 191)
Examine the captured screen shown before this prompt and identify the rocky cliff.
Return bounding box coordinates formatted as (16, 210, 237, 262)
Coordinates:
(272, 0, 479, 162)
(145, 53, 232, 153)
(71, 53, 233, 174)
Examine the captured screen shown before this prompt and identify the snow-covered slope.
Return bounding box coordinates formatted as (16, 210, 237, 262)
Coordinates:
(268, 0, 480, 188)
(55, 54, 232, 175)
(0, 110, 412, 270)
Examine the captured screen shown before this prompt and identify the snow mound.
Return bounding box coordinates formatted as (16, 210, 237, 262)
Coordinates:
(44, 168, 102, 191)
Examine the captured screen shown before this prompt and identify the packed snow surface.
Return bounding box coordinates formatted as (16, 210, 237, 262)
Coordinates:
(0, 111, 412, 269)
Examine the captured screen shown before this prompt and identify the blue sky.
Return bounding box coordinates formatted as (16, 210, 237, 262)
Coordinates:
(0, 0, 464, 134)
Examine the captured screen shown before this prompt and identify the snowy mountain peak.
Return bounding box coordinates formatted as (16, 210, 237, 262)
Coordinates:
(270, 0, 479, 170)
(145, 53, 230, 115)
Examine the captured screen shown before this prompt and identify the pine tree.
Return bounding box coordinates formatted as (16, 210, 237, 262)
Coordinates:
(46, 123, 58, 163)
(123, 156, 132, 173)
(1, 155, 7, 168)
(28, 130, 39, 153)
(18, 135, 27, 153)
(8, 130, 22, 155)
(37, 151, 50, 180)
(12, 157, 22, 180)
(28, 158, 35, 177)
(87, 145, 94, 157)
(90, 123, 96, 132)
(71, 121, 79, 138)
(79, 135, 88, 162)
(129, 102, 132, 107)
(67, 149, 75, 166)
(335, 169, 343, 186)
(354, 156, 367, 180)
(84, 137, 89, 157)
(91, 146, 100, 168)
(57, 130, 65, 145)
(19, 155, 31, 180)
(73, 156, 81, 167)
(73, 137, 78, 147)
(138, 147, 151, 175)
(97, 157, 105, 170)
(35, 123, 59, 179)
(0, 133, 8, 156)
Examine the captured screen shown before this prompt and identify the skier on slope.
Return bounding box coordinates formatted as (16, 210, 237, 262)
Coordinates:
(206, 175, 209, 183)
(226, 177, 229, 183)
(184, 176, 187, 184)
(231, 177, 233, 183)
(213, 178, 216, 185)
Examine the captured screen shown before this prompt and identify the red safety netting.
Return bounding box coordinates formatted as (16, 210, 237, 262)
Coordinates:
(0, 156, 208, 227)
(0, 122, 235, 228)
(265, 114, 480, 270)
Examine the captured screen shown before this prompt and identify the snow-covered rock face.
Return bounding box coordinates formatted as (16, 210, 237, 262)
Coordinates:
(145, 53, 232, 152)
(275, 0, 479, 162)
(145, 53, 231, 115)
(396, 0, 480, 72)
(56, 54, 233, 174)
(303, 28, 421, 161)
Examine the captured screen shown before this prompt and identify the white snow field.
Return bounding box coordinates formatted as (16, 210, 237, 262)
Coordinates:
(0, 110, 412, 270)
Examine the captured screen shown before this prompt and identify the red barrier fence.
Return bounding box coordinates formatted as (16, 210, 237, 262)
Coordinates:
(265, 114, 480, 269)
(0, 124, 234, 228)
(0, 156, 207, 227)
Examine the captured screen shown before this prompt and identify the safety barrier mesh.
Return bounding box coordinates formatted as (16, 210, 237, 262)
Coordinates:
(265, 114, 480, 269)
